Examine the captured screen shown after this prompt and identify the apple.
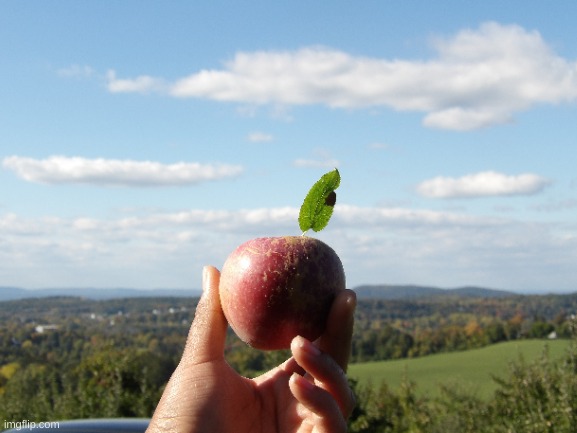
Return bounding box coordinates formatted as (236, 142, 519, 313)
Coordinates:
(219, 235, 345, 350)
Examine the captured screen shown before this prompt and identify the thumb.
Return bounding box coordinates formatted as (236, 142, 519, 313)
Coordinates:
(317, 289, 356, 372)
(182, 265, 228, 365)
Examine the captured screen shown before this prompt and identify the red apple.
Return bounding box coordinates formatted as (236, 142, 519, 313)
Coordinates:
(219, 236, 345, 350)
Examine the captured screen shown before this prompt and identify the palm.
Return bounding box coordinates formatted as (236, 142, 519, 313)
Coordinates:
(205, 364, 313, 433)
(147, 266, 355, 433)
(183, 357, 335, 432)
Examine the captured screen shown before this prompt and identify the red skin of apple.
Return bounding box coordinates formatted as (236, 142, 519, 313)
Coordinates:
(219, 236, 346, 350)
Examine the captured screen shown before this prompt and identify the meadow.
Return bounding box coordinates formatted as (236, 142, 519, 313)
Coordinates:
(349, 338, 572, 400)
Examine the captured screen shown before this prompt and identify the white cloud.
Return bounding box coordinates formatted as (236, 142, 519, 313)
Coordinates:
(247, 132, 274, 142)
(416, 171, 551, 198)
(530, 199, 577, 212)
(0, 205, 506, 266)
(2, 156, 243, 187)
(293, 149, 339, 169)
(105, 22, 577, 130)
(57, 64, 95, 79)
(106, 70, 166, 94)
(3, 205, 577, 291)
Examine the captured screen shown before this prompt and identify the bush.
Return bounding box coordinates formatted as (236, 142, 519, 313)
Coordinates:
(488, 344, 577, 433)
(348, 340, 577, 433)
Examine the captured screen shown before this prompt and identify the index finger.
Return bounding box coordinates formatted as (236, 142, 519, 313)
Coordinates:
(316, 289, 356, 372)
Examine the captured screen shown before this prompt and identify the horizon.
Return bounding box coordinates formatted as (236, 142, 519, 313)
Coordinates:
(2, 2, 577, 293)
(3, 283, 577, 297)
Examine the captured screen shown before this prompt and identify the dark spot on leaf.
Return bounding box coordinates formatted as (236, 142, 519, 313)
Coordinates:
(324, 191, 336, 207)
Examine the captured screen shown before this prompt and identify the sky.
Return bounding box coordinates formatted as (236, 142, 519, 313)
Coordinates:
(1, 1, 577, 293)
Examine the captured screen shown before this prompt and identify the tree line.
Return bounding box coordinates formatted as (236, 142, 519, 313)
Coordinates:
(1, 293, 576, 431)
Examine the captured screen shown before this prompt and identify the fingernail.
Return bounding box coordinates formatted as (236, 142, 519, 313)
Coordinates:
(294, 335, 321, 356)
(202, 266, 210, 293)
(346, 291, 357, 309)
(291, 372, 315, 391)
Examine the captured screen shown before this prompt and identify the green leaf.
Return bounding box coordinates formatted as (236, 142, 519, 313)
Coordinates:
(298, 168, 341, 234)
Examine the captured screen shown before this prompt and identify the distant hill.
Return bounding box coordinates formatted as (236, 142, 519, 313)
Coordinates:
(0, 286, 200, 302)
(0, 286, 26, 302)
(353, 284, 516, 300)
(0, 283, 518, 302)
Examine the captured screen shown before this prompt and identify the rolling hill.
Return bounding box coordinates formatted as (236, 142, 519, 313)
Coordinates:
(0, 286, 199, 301)
(349, 339, 572, 399)
(352, 284, 516, 299)
(0, 283, 518, 302)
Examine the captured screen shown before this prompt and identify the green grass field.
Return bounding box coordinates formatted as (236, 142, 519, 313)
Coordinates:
(348, 339, 572, 400)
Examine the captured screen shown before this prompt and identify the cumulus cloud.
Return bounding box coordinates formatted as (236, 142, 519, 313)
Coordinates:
(3, 205, 577, 290)
(293, 158, 340, 169)
(416, 171, 551, 198)
(247, 132, 274, 142)
(293, 149, 339, 169)
(0, 204, 500, 247)
(105, 22, 577, 130)
(530, 198, 577, 212)
(106, 70, 166, 94)
(57, 64, 95, 79)
(2, 156, 243, 187)
(109, 205, 502, 232)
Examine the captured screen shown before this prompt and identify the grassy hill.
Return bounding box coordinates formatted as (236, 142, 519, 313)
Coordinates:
(349, 339, 572, 400)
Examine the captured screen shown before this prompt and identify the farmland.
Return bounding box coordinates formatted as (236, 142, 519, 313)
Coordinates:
(349, 338, 572, 399)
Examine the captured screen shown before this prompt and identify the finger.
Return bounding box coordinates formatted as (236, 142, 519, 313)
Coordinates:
(288, 373, 347, 433)
(291, 335, 356, 419)
(317, 289, 356, 372)
(181, 266, 228, 365)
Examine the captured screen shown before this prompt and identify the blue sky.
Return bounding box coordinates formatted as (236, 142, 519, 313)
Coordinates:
(2, 1, 577, 292)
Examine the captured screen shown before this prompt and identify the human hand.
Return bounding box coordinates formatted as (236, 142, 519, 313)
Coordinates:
(147, 265, 357, 433)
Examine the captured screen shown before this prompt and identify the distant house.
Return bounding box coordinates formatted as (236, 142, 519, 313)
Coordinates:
(35, 324, 60, 333)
